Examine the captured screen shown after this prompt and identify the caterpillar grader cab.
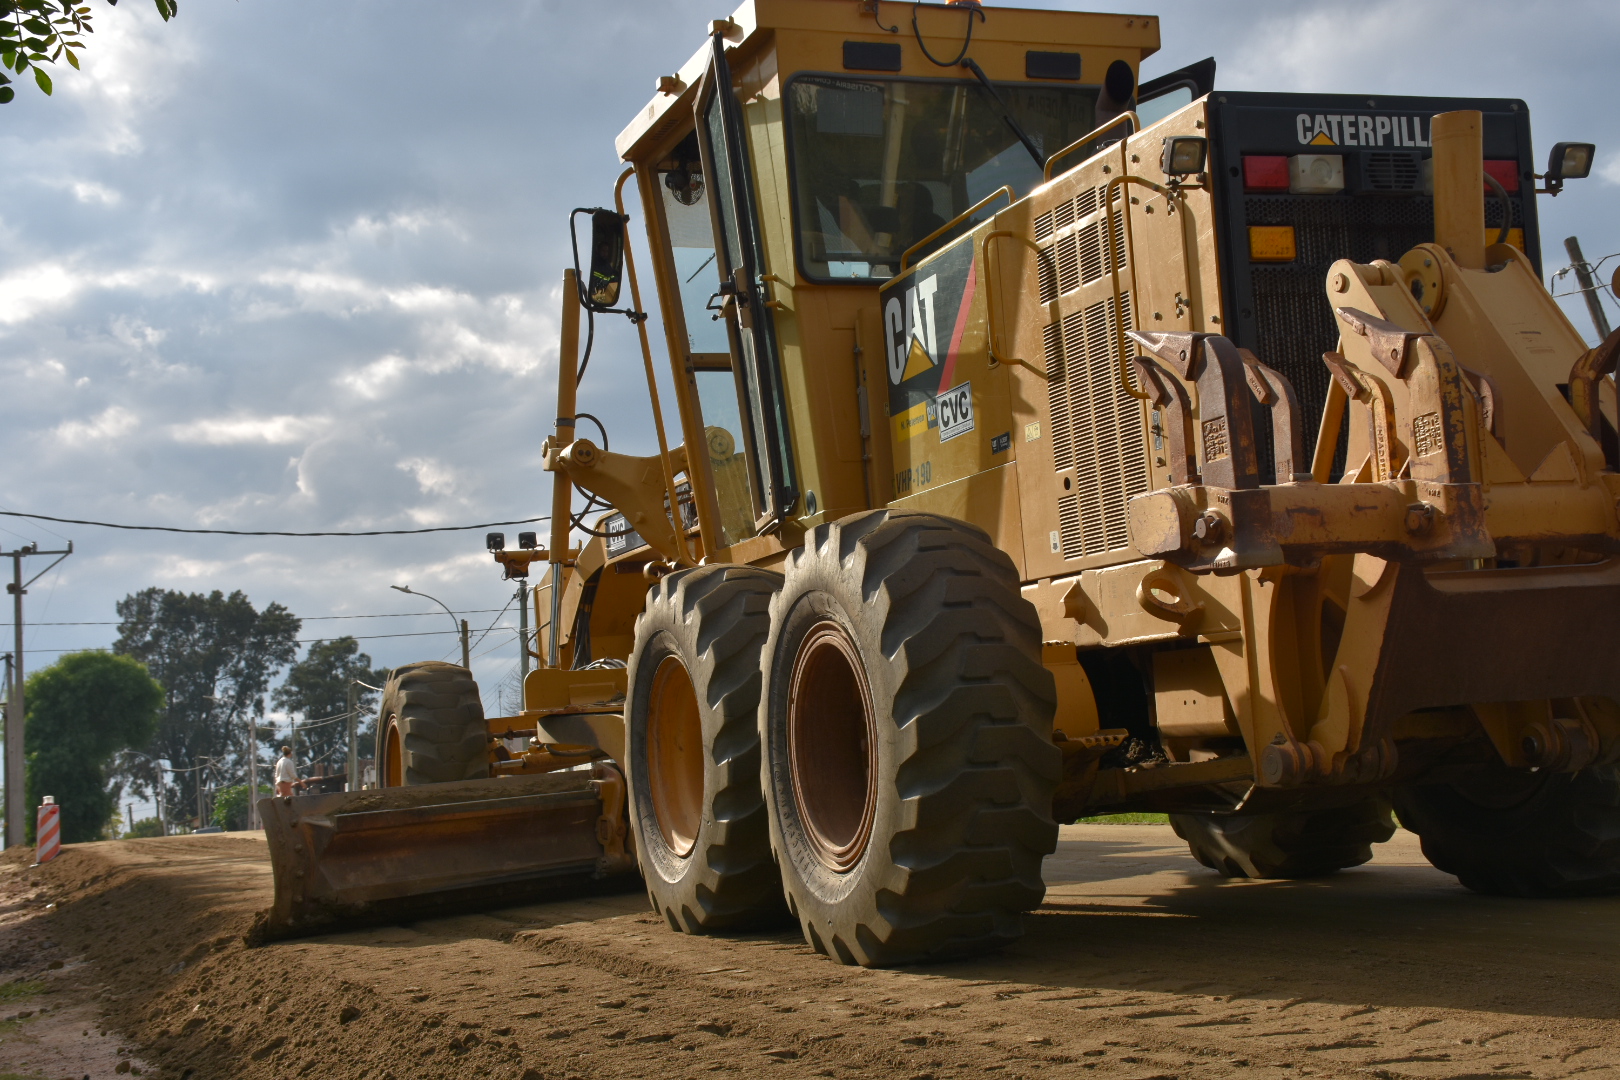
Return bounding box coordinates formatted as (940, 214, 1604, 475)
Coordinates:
(261, 0, 1620, 962)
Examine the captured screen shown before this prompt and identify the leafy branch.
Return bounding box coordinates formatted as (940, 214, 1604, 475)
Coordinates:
(0, 0, 175, 105)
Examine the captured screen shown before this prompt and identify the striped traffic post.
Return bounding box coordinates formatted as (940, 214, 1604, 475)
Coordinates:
(35, 796, 60, 864)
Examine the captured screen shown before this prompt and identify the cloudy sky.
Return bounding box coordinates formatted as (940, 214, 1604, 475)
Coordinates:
(3, 0, 1617, 752)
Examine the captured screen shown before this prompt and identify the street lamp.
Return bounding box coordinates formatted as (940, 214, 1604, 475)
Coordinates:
(392, 584, 470, 669)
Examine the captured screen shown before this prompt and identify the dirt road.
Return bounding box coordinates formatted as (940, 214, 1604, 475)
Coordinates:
(2, 824, 1617, 1080)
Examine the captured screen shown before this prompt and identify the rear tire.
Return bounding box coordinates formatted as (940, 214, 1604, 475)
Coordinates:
(1171, 800, 1395, 879)
(1393, 763, 1620, 896)
(760, 510, 1061, 967)
(626, 564, 785, 933)
(377, 661, 489, 786)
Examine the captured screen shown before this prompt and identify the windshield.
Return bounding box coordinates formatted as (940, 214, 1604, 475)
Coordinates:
(787, 75, 1099, 281)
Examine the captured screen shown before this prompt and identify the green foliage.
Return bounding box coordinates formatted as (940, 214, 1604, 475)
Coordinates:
(114, 588, 300, 826)
(125, 815, 163, 838)
(23, 651, 164, 844)
(0, 0, 176, 105)
(210, 783, 268, 831)
(271, 637, 386, 773)
(1076, 812, 1171, 825)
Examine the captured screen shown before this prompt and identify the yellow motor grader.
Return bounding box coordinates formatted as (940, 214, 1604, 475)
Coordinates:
(261, 0, 1620, 964)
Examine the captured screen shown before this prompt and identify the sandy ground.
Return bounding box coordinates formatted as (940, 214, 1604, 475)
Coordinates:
(1, 824, 1617, 1080)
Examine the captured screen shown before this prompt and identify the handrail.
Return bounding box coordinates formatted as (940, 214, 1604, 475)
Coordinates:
(900, 185, 1013, 271)
(1102, 173, 1198, 402)
(1043, 111, 1140, 181)
(615, 165, 697, 566)
(981, 230, 1048, 378)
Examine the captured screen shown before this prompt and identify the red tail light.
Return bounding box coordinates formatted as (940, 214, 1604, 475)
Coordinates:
(1483, 159, 1521, 193)
(1243, 155, 1291, 192)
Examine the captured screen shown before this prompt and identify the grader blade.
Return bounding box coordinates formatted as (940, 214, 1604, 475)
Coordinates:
(256, 769, 634, 941)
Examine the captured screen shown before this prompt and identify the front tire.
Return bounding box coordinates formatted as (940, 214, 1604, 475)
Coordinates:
(760, 511, 1061, 966)
(1393, 762, 1620, 896)
(626, 564, 785, 933)
(1171, 800, 1395, 879)
(377, 661, 489, 786)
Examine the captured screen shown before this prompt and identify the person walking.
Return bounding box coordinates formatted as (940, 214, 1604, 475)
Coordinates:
(274, 745, 299, 797)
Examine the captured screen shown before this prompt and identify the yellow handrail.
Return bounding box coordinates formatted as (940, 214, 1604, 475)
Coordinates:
(1101, 172, 1197, 402)
(1042, 111, 1140, 181)
(899, 185, 1014, 271)
(615, 165, 698, 566)
(981, 230, 1049, 378)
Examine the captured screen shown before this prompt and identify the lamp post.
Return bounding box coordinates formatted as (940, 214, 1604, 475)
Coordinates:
(391, 585, 470, 669)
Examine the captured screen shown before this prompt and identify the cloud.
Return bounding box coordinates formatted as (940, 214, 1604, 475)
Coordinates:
(397, 457, 461, 498)
(52, 405, 139, 445)
(0, 264, 81, 325)
(168, 414, 329, 446)
(71, 181, 122, 206)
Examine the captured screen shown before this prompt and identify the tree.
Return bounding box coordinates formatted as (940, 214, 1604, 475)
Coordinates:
(113, 588, 300, 826)
(23, 651, 164, 844)
(126, 816, 163, 838)
(271, 637, 388, 775)
(1, 0, 176, 105)
(210, 782, 269, 831)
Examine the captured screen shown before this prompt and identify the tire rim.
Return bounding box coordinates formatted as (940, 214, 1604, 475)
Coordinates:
(382, 718, 403, 787)
(647, 655, 704, 857)
(787, 621, 878, 873)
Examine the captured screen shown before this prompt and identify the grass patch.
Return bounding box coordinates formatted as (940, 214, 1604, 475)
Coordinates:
(1074, 813, 1170, 825)
(0, 981, 42, 1002)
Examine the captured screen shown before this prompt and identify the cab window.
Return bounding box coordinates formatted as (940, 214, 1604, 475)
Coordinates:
(786, 75, 1100, 281)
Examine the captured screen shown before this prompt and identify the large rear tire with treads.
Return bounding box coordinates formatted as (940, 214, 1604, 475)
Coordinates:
(626, 564, 786, 933)
(1171, 800, 1395, 879)
(1393, 763, 1620, 896)
(377, 661, 489, 787)
(760, 510, 1061, 967)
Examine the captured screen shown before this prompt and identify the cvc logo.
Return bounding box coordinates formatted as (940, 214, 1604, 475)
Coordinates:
(1296, 113, 1431, 149)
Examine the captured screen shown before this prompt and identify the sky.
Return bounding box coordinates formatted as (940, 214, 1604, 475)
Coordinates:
(2, 0, 1617, 787)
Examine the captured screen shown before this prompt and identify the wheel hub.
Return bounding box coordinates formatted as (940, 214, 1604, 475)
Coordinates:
(787, 621, 878, 873)
(647, 655, 705, 857)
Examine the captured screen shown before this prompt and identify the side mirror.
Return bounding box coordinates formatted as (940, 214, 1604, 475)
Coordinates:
(571, 208, 626, 311)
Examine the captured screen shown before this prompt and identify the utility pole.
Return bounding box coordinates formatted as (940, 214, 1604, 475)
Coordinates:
(0, 652, 9, 842)
(352, 678, 382, 790)
(460, 619, 471, 670)
(4, 542, 72, 850)
(346, 680, 358, 791)
(247, 712, 260, 831)
(517, 582, 530, 679)
(196, 757, 207, 830)
(1564, 236, 1613, 342)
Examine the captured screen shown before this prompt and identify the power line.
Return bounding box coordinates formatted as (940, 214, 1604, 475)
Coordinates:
(0, 510, 548, 537)
(2, 609, 509, 627)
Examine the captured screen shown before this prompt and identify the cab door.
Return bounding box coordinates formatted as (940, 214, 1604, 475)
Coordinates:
(694, 33, 798, 529)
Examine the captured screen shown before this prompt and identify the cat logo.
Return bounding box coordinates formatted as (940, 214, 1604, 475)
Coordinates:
(1296, 112, 1432, 149)
(884, 274, 939, 386)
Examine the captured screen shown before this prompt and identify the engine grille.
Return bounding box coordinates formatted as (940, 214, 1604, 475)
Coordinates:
(1042, 292, 1148, 558)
